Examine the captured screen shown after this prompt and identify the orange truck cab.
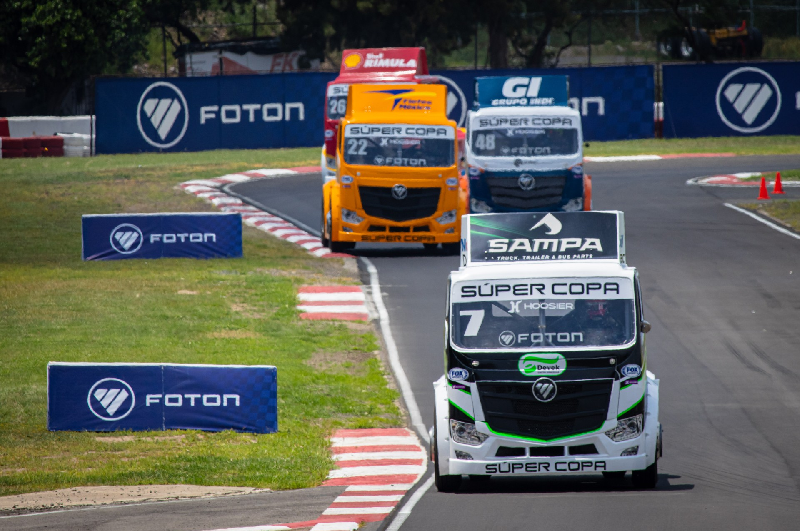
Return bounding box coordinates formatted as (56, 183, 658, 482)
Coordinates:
(321, 84, 467, 253)
(322, 47, 436, 182)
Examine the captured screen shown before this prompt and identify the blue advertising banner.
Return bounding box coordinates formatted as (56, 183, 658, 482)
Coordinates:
(48, 363, 278, 433)
(662, 62, 800, 137)
(82, 212, 242, 261)
(95, 73, 336, 154)
(432, 65, 655, 141)
(95, 66, 653, 154)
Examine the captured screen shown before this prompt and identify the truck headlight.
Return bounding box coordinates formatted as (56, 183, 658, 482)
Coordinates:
(436, 209, 457, 225)
(450, 420, 489, 446)
(341, 208, 363, 225)
(341, 175, 354, 184)
(446, 177, 458, 187)
(604, 414, 642, 442)
(470, 198, 492, 213)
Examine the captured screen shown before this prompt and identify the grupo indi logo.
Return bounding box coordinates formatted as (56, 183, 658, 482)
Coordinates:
(518, 353, 566, 376)
(715, 66, 782, 134)
(87, 378, 136, 421)
(137, 81, 189, 149)
(110, 223, 144, 254)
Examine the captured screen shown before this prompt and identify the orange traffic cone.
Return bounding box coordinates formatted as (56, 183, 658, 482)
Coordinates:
(757, 176, 770, 200)
(772, 171, 785, 194)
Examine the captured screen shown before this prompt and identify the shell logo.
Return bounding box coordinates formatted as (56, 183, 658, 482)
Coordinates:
(343, 53, 363, 69)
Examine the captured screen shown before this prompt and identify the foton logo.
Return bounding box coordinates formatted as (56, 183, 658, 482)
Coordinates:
(137, 82, 189, 149)
(716, 67, 782, 133)
(88, 378, 136, 421)
(110, 223, 144, 254)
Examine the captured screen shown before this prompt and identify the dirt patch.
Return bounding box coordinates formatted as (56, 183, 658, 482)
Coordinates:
(305, 350, 373, 373)
(207, 330, 262, 339)
(177, 290, 199, 295)
(229, 302, 269, 319)
(95, 435, 185, 443)
(0, 485, 268, 514)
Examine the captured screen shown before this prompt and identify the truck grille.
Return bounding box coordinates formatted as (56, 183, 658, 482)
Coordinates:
(487, 175, 565, 210)
(359, 186, 440, 222)
(476, 380, 612, 441)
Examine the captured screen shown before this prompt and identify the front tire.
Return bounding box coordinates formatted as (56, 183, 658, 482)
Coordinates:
(433, 416, 461, 493)
(330, 241, 355, 253)
(632, 460, 658, 489)
(441, 242, 460, 255)
(320, 200, 330, 248)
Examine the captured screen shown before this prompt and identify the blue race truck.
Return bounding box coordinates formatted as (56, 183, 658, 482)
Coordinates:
(465, 76, 591, 214)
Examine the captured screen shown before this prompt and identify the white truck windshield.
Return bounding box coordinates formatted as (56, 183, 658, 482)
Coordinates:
(470, 127, 578, 157)
(343, 123, 455, 168)
(451, 277, 636, 350)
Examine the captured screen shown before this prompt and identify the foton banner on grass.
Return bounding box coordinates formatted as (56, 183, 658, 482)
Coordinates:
(662, 61, 800, 137)
(82, 213, 242, 261)
(48, 363, 278, 433)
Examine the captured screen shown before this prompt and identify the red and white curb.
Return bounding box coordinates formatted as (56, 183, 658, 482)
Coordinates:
(179, 167, 351, 258)
(688, 172, 800, 187)
(203, 429, 426, 531)
(584, 152, 737, 162)
(297, 286, 372, 322)
(316, 428, 426, 529)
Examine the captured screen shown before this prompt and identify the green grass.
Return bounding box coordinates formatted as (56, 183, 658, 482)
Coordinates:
(585, 136, 799, 157)
(739, 169, 799, 182)
(0, 148, 402, 496)
(740, 200, 800, 232)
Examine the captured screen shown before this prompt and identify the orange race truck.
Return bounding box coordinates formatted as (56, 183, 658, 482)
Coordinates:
(321, 47, 436, 182)
(321, 83, 467, 253)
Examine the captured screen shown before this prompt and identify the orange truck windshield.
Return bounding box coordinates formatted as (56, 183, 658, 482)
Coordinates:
(342, 123, 455, 168)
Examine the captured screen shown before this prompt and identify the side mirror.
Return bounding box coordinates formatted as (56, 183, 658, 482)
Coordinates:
(640, 320, 651, 334)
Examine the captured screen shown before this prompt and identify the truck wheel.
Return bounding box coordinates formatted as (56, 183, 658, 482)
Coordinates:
(433, 418, 461, 492)
(442, 242, 460, 255)
(631, 460, 658, 489)
(330, 241, 355, 253)
(320, 200, 330, 248)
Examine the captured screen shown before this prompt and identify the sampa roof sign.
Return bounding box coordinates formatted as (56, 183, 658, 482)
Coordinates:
(460, 211, 625, 266)
(474, 76, 569, 109)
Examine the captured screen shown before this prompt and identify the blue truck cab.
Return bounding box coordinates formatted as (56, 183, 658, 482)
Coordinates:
(465, 76, 591, 213)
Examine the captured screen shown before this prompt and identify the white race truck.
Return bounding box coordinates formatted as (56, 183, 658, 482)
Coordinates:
(431, 211, 661, 491)
(465, 76, 591, 214)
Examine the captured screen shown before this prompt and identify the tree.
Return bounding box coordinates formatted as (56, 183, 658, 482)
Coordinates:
(478, 0, 622, 68)
(0, 0, 150, 113)
(276, 0, 479, 67)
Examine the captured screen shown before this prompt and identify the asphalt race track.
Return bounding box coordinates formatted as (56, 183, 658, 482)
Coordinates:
(3, 155, 797, 530)
(231, 155, 800, 531)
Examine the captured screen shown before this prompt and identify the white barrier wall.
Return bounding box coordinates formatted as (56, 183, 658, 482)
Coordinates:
(6, 115, 95, 137)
